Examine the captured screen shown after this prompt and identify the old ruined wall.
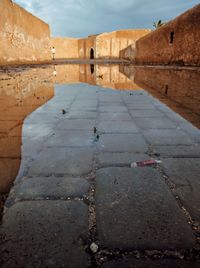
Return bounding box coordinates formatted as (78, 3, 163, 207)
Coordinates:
(135, 4, 200, 66)
(51, 38, 79, 59)
(96, 30, 151, 58)
(78, 39, 86, 59)
(0, 0, 51, 65)
(78, 36, 96, 59)
(119, 44, 136, 61)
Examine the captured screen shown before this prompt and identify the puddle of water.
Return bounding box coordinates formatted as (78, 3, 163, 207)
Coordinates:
(0, 64, 200, 197)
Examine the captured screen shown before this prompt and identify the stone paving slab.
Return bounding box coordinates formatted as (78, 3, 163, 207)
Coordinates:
(99, 96, 122, 102)
(130, 109, 164, 117)
(134, 117, 177, 129)
(22, 123, 55, 138)
(22, 137, 46, 157)
(102, 258, 200, 268)
(70, 106, 97, 111)
(99, 106, 128, 112)
(99, 112, 132, 121)
(47, 131, 94, 147)
(57, 119, 96, 130)
(95, 167, 195, 250)
(143, 129, 194, 145)
(0, 201, 89, 268)
(28, 147, 94, 176)
(127, 103, 156, 109)
(66, 111, 97, 119)
(25, 112, 62, 124)
(162, 158, 200, 222)
(98, 121, 139, 133)
(97, 134, 148, 153)
(97, 153, 148, 167)
(179, 122, 200, 143)
(99, 101, 123, 106)
(153, 145, 200, 157)
(12, 177, 90, 200)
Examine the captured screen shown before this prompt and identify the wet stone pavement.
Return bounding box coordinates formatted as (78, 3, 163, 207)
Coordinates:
(0, 83, 200, 267)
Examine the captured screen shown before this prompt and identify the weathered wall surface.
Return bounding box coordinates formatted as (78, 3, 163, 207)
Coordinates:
(78, 36, 96, 59)
(51, 38, 79, 59)
(96, 30, 151, 59)
(119, 44, 136, 61)
(135, 4, 200, 66)
(0, 0, 51, 65)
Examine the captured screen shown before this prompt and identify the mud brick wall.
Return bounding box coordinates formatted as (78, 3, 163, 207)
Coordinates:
(0, 0, 51, 65)
(96, 30, 151, 59)
(51, 38, 79, 59)
(135, 4, 200, 66)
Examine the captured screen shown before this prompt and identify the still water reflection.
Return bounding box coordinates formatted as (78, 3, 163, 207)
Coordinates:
(0, 64, 199, 196)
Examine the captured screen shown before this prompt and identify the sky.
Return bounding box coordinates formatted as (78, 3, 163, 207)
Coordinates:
(13, 0, 199, 38)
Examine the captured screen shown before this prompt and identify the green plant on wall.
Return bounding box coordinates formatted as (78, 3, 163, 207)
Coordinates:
(153, 20, 165, 29)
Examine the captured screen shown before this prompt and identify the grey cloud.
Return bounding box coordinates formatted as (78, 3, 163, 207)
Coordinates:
(13, 0, 200, 37)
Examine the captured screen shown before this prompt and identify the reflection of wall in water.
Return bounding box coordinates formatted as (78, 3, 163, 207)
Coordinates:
(54, 65, 80, 84)
(0, 68, 54, 193)
(53, 64, 141, 90)
(120, 66, 200, 128)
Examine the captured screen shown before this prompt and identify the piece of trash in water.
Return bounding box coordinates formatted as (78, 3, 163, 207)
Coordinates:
(90, 242, 98, 253)
(94, 134, 100, 142)
(62, 109, 66, 114)
(131, 159, 162, 168)
(93, 127, 97, 135)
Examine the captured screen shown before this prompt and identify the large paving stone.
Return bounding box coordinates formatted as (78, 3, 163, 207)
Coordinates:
(153, 145, 200, 157)
(66, 111, 97, 119)
(98, 121, 139, 133)
(179, 122, 200, 143)
(96, 167, 195, 250)
(127, 103, 156, 109)
(130, 110, 164, 118)
(22, 123, 55, 138)
(46, 131, 94, 147)
(22, 136, 46, 157)
(25, 112, 62, 124)
(143, 129, 194, 145)
(102, 258, 200, 268)
(97, 153, 148, 167)
(28, 147, 94, 176)
(70, 106, 97, 111)
(99, 106, 128, 112)
(162, 158, 200, 222)
(134, 117, 177, 129)
(97, 134, 148, 153)
(99, 112, 132, 121)
(99, 96, 121, 103)
(57, 119, 96, 130)
(13, 177, 90, 200)
(0, 201, 89, 268)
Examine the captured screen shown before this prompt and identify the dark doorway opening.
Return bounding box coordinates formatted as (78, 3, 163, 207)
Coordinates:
(170, 32, 174, 44)
(90, 48, 94, 59)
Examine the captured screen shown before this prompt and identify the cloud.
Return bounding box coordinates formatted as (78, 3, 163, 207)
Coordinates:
(13, 0, 200, 37)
